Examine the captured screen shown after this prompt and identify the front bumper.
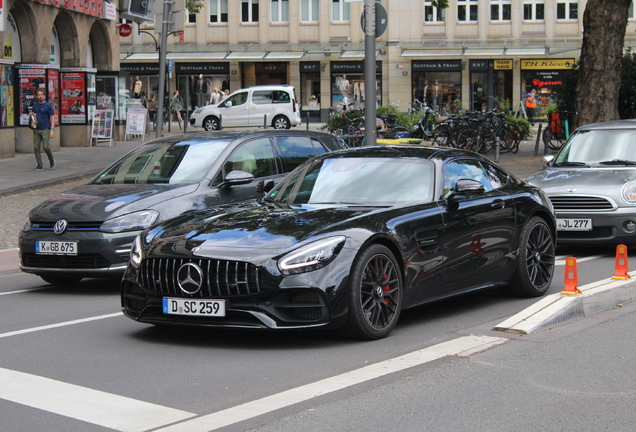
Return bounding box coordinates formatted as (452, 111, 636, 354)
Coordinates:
(555, 209, 636, 244)
(19, 230, 139, 278)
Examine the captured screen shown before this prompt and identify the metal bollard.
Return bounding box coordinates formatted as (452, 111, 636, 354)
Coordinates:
(306, 112, 310, 130)
(219, 114, 223, 130)
(264, 114, 268, 129)
(534, 123, 543, 156)
(495, 136, 500, 163)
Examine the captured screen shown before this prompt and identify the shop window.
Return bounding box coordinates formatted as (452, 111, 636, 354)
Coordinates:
(523, 0, 545, 21)
(271, 0, 289, 22)
(209, 0, 228, 23)
(424, 0, 445, 23)
(490, 0, 511, 21)
(412, 71, 462, 113)
(301, 0, 319, 22)
(332, 0, 350, 22)
(242, 0, 259, 23)
(556, 2, 578, 20)
(458, 0, 478, 22)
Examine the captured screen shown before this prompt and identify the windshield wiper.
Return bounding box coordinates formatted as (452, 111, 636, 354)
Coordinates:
(554, 161, 589, 167)
(598, 159, 636, 166)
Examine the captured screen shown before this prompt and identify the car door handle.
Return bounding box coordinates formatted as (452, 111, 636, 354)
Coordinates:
(491, 199, 505, 210)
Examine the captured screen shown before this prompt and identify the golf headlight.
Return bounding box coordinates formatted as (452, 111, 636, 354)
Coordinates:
(622, 181, 636, 204)
(22, 216, 32, 232)
(279, 236, 346, 275)
(99, 210, 159, 233)
(130, 235, 143, 268)
(193, 108, 203, 114)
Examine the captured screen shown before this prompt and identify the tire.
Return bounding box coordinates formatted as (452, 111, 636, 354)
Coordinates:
(203, 116, 220, 131)
(504, 216, 555, 297)
(543, 127, 565, 151)
(340, 244, 403, 340)
(432, 125, 452, 146)
(40, 275, 83, 286)
(272, 115, 291, 129)
(457, 127, 484, 153)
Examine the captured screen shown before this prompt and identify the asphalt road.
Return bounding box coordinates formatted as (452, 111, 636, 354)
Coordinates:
(1, 243, 634, 431)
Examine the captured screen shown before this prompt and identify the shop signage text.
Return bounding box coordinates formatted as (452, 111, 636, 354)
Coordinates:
(175, 62, 230, 74)
(412, 60, 462, 72)
(494, 60, 512, 70)
(521, 59, 575, 70)
(330, 61, 382, 73)
(29, 0, 105, 18)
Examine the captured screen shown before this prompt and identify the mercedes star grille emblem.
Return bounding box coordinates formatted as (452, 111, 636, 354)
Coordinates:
(177, 262, 204, 295)
(53, 219, 68, 235)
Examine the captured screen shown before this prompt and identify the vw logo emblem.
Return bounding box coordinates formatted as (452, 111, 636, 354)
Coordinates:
(177, 262, 204, 295)
(53, 219, 68, 235)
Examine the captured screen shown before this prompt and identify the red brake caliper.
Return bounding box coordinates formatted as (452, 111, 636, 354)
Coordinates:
(382, 272, 390, 304)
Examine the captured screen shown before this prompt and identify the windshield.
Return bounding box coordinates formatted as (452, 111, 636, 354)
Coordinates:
(269, 157, 434, 206)
(93, 140, 230, 184)
(555, 130, 636, 165)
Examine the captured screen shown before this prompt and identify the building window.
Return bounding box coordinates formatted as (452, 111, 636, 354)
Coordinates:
(556, 1, 578, 20)
(523, 0, 545, 21)
(242, 0, 259, 23)
(210, 0, 228, 23)
(332, 0, 350, 22)
(424, 0, 445, 22)
(490, 0, 511, 21)
(187, 5, 196, 23)
(271, 0, 289, 22)
(630, 1, 634, 19)
(301, 0, 319, 22)
(458, 0, 478, 22)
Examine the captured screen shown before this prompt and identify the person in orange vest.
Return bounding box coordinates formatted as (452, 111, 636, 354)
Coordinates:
(524, 88, 537, 126)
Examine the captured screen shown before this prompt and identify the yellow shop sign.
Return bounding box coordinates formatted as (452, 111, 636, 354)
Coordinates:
(521, 59, 575, 70)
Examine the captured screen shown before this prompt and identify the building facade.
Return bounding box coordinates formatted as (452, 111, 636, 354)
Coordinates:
(2, 1, 636, 158)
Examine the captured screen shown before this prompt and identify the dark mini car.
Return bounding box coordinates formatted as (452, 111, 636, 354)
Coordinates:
(122, 145, 556, 340)
(526, 120, 636, 245)
(19, 130, 344, 285)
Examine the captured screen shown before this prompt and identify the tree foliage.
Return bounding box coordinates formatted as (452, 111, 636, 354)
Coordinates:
(618, 50, 636, 120)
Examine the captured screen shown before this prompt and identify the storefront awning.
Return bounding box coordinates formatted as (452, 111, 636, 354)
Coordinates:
(463, 48, 505, 56)
(339, 50, 380, 58)
(264, 51, 306, 60)
(400, 49, 463, 57)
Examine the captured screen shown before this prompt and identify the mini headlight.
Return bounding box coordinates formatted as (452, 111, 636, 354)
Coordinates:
(130, 235, 143, 268)
(99, 210, 159, 233)
(22, 216, 32, 232)
(279, 236, 346, 275)
(622, 181, 636, 204)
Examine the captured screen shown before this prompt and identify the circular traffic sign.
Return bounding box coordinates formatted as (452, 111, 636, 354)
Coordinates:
(361, 3, 388, 38)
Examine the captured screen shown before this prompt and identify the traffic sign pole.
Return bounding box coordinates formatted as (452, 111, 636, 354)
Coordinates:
(364, 0, 376, 146)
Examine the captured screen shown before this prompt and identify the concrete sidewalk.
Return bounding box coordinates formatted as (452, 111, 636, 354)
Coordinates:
(0, 125, 547, 198)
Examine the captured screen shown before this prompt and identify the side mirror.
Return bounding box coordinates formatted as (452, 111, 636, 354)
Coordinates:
(542, 154, 555, 169)
(220, 170, 254, 188)
(446, 179, 486, 207)
(223, 101, 233, 108)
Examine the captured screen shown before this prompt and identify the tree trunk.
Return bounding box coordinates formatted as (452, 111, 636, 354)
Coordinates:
(574, 0, 631, 128)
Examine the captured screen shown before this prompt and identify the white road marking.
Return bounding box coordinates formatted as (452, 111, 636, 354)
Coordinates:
(0, 312, 121, 339)
(0, 367, 196, 432)
(155, 335, 508, 432)
(555, 255, 603, 266)
(0, 287, 51, 296)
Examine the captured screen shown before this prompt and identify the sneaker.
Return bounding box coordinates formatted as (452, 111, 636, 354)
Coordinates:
(35, 165, 43, 171)
(50, 160, 56, 169)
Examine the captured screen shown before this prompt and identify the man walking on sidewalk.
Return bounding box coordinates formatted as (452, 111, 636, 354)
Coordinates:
(31, 88, 56, 170)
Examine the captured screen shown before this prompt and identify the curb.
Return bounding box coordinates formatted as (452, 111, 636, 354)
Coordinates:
(494, 271, 636, 334)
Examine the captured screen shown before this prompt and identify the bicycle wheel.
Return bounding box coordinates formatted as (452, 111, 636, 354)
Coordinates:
(432, 125, 452, 146)
(543, 127, 566, 151)
(456, 127, 484, 153)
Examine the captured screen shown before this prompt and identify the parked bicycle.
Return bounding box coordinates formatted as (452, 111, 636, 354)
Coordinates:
(543, 111, 575, 151)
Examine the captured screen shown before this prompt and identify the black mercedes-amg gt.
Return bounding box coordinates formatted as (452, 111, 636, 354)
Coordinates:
(122, 145, 556, 340)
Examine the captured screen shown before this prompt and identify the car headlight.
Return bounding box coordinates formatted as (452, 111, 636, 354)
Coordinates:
(622, 181, 636, 204)
(279, 236, 346, 275)
(99, 210, 159, 233)
(129, 235, 143, 268)
(193, 108, 203, 115)
(22, 216, 32, 232)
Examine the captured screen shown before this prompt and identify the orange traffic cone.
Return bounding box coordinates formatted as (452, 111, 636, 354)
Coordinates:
(612, 244, 631, 280)
(562, 257, 581, 295)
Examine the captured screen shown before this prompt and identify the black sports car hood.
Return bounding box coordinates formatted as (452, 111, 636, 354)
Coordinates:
(145, 201, 384, 258)
(28, 183, 199, 222)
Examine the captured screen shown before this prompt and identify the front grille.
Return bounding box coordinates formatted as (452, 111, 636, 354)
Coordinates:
(550, 196, 614, 211)
(558, 227, 613, 239)
(31, 221, 102, 230)
(22, 253, 111, 269)
(139, 258, 261, 298)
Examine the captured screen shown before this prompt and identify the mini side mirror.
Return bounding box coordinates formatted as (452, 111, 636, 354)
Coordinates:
(542, 154, 555, 169)
(220, 170, 254, 188)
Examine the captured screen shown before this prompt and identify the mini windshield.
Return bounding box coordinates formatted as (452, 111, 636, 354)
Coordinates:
(93, 140, 230, 184)
(555, 130, 636, 166)
(269, 157, 434, 205)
